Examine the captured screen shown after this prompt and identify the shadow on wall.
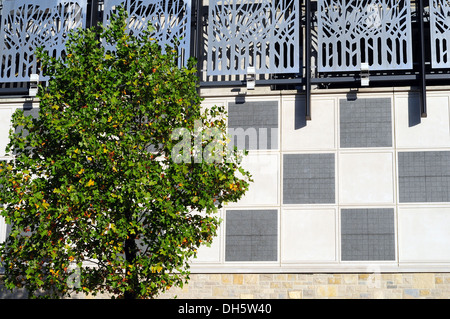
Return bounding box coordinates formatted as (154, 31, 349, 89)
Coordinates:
(234, 95, 246, 105)
(407, 93, 422, 127)
(0, 278, 29, 299)
(293, 91, 422, 130)
(294, 96, 307, 130)
(21, 101, 39, 122)
(11, 101, 39, 156)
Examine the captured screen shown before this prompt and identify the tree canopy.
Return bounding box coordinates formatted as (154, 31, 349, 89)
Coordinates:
(0, 8, 251, 299)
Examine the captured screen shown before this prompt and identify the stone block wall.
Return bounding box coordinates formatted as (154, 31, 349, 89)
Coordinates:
(159, 273, 450, 299)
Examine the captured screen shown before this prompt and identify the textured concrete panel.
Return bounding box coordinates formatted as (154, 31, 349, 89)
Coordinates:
(395, 95, 450, 148)
(398, 151, 450, 202)
(341, 208, 395, 261)
(0, 109, 12, 156)
(0, 160, 8, 260)
(398, 207, 450, 262)
(0, 207, 6, 244)
(228, 153, 279, 206)
(281, 209, 336, 262)
(339, 152, 394, 204)
(225, 210, 277, 261)
(228, 101, 278, 150)
(340, 98, 392, 148)
(193, 212, 222, 263)
(281, 97, 335, 151)
(283, 153, 335, 204)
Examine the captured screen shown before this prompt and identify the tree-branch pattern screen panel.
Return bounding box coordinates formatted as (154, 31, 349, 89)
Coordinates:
(0, 0, 87, 82)
(317, 0, 413, 72)
(207, 0, 300, 76)
(430, 0, 450, 68)
(104, 0, 191, 66)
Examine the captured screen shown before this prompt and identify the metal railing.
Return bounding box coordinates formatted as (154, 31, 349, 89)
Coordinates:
(1, 0, 449, 119)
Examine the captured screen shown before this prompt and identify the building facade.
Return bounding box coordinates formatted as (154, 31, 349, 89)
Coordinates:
(1, 0, 450, 298)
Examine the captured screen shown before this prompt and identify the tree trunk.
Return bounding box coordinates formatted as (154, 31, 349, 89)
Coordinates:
(124, 235, 138, 299)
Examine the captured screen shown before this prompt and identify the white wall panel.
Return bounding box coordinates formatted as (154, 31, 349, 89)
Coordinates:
(281, 209, 336, 262)
(394, 94, 450, 149)
(0, 108, 12, 157)
(399, 207, 450, 262)
(228, 153, 279, 206)
(339, 152, 395, 204)
(281, 97, 336, 151)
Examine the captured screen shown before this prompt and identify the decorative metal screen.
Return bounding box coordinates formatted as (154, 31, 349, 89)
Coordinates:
(317, 0, 413, 72)
(103, 0, 191, 66)
(430, 0, 450, 68)
(0, 0, 87, 82)
(207, 0, 300, 76)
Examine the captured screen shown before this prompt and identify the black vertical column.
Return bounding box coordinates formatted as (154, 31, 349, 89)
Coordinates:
(305, 0, 312, 121)
(417, 0, 427, 118)
(193, 0, 204, 85)
(88, 0, 100, 28)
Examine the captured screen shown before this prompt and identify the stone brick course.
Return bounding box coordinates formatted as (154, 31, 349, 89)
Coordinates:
(2, 271, 449, 299)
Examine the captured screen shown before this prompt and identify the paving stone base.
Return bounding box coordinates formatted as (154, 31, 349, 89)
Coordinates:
(159, 273, 450, 299)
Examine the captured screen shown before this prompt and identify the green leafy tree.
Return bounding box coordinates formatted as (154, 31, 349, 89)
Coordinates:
(0, 8, 251, 299)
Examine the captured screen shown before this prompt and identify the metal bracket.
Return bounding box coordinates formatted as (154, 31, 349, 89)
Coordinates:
(28, 74, 39, 97)
(246, 66, 256, 90)
(360, 62, 370, 86)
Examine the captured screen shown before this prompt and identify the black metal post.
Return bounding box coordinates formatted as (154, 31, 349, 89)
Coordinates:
(418, 0, 427, 117)
(88, 0, 100, 29)
(305, 0, 312, 121)
(193, 0, 204, 87)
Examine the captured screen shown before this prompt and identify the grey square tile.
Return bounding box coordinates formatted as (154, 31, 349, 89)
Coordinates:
(228, 101, 278, 150)
(340, 98, 392, 148)
(341, 209, 395, 261)
(283, 153, 335, 204)
(225, 210, 278, 262)
(398, 151, 450, 202)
